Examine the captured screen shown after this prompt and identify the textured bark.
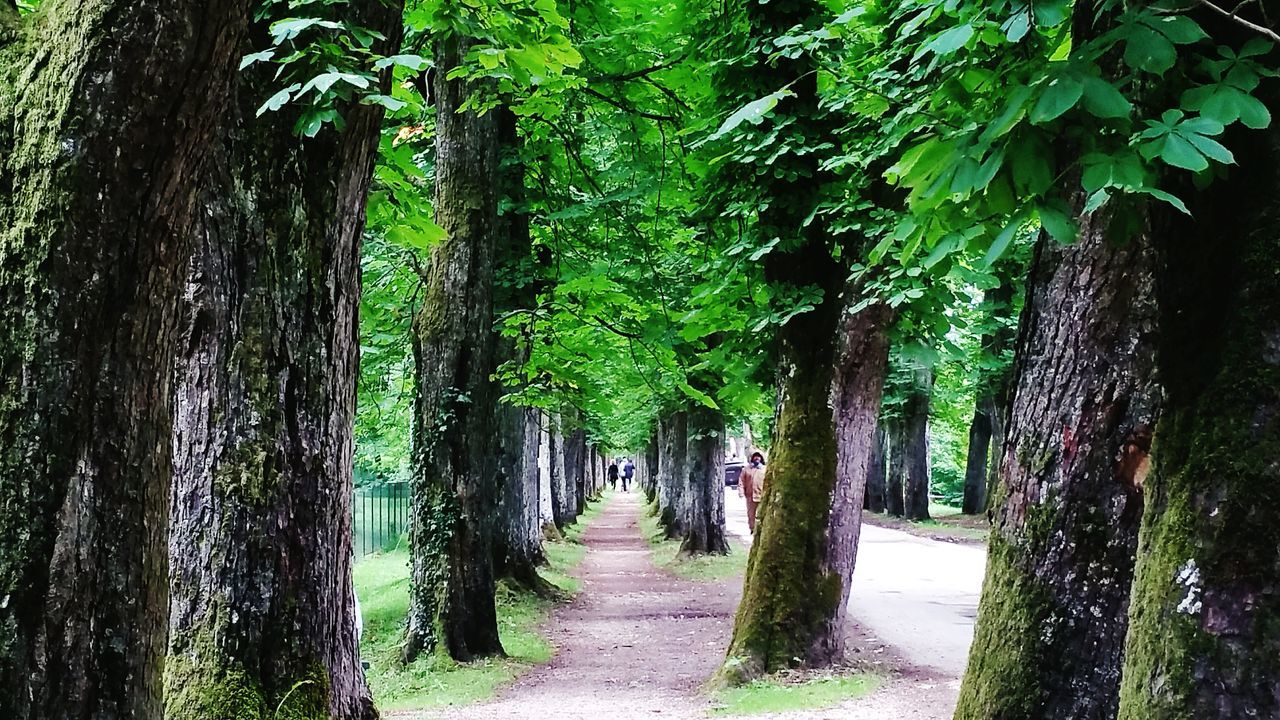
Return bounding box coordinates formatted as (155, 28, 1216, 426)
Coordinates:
(0, 4, 246, 717)
(643, 434, 660, 502)
(955, 205, 1159, 720)
(656, 412, 689, 538)
(548, 416, 567, 530)
(865, 425, 888, 514)
(903, 368, 932, 522)
(536, 412, 557, 536)
(885, 420, 906, 517)
(1117, 119, 1280, 720)
(810, 301, 893, 663)
(561, 428, 585, 524)
(962, 398, 994, 516)
(404, 32, 503, 663)
(679, 406, 729, 556)
(165, 6, 398, 717)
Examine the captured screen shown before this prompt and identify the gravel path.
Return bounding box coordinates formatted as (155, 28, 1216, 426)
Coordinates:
(393, 490, 966, 720)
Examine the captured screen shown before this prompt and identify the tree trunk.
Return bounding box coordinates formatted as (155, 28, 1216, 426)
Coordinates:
(404, 31, 503, 663)
(962, 398, 994, 516)
(955, 206, 1159, 719)
(165, 6, 398, 716)
(679, 405, 730, 556)
(537, 412, 558, 537)
(657, 412, 689, 538)
(548, 416, 567, 530)
(0, 4, 245, 716)
(643, 433, 660, 503)
(865, 425, 887, 513)
(885, 420, 906, 517)
(1117, 117, 1280, 720)
(903, 368, 932, 522)
(561, 428, 585, 524)
(810, 301, 893, 662)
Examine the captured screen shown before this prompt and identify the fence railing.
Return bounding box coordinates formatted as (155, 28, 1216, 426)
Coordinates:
(353, 482, 410, 557)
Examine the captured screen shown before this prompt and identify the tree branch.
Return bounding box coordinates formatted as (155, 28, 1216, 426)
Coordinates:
(587, 55, 686, 84)
(1196, 0, 1280, 42)
(581, 87, 678, 122)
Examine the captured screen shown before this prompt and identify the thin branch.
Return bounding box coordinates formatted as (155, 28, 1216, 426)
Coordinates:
(587, 54, 687, 84)
(581, 87, 678, 123)
(1196, 0, 1280, 42)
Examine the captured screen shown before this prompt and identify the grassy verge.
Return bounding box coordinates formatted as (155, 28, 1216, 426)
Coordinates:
(863, 502, 990, 544)
(709, 674, 882, 716)
(355, 492, 611, 711)
(637, 501, 748, 582)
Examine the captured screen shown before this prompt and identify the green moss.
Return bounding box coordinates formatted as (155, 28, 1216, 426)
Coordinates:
(952, 534, 1053, 719)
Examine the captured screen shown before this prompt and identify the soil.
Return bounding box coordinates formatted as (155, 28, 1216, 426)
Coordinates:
(392, 491, 960, 720)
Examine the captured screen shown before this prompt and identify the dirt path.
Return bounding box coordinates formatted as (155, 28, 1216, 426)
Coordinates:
(401, 490, 964, 719)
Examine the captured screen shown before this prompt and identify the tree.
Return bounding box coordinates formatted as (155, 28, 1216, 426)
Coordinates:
(679, 405, 729, 556)
(902, 367, 933, 522)
(404, 28, 504, 662)
(0, 3, 246, 716)
(165, 4, 400, 716)
(1119, 103, 1280, 719)
(864, 425, 888, 514)
(955, 209, 1160, 719)
(962, 279, 1016, 515)
(885, 420, 906, 517)
(655, 411, 689, 538)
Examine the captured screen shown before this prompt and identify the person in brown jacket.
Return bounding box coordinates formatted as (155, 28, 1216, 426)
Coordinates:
(738, 451, 767, 533)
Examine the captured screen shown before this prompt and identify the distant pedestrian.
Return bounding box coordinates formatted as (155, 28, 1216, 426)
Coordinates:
(608, 461, 619, 490)
(738, 451, 767, 533)
(622, 458, 635, 492)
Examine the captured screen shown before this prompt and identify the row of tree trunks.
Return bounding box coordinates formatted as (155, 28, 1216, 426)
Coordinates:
(0, 3, 250, 717)
(165, 3, 400, 717)
(864, 426, 887, 513)
(961, 279, 1015, 515)
(901, 368, 932, 521)
(955, 202, 1160, 718)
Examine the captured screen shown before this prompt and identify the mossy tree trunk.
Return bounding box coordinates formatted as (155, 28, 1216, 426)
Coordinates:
(166, 7, 399, 718)
(864, 425, 887, 513)
(1117, 117, 1280, 720)
(679, 405, 730, 556)
(404, 30, 504, 663)
(962, 399, 994, 516)
(492, 108, 547, 588)
(902, 367, 932, 522)
(0, 3, 246, 716)
(885, 420, 906, 517)
(811, 300, 893, 662)
(955, 206, 1159, 720)
(656, 411, 689, 538)
(561, 427, 585, 523)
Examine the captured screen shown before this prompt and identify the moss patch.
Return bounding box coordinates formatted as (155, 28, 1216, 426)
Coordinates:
(709, 673, 881, 716)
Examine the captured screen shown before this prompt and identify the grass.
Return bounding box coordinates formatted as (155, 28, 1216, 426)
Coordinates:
(354, 492, 611, 711)
(637, 501, 748, 582)
(709, 674, 882, 716)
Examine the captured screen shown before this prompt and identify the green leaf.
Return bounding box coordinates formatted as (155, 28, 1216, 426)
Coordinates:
(921, 24, 974, 58)
(1003, 8, 1031, 42)
(256, 83, 302, 116)
(1159, 134, 1209, 171)
(1037, 200, 1077, 243)
(1030, 75, 1084, 123)
(982, 216, 1022, 267)
(1140, 187, 1191, 215)
(1183, 131, 1234, 164)
(1081, 76, 1132, 119)
(1124, 26, 1177, 73)
(374, 54, 429, 71)
(705, 89, 793, 143)
(240, 50, 275, 70)
(1148, 15, 1208, 44)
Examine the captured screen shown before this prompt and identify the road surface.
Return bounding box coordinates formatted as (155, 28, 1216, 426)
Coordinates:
(724, 488, 986, 678)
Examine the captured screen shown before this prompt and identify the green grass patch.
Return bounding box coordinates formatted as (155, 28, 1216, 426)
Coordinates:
(709, 674, 882, 716)
(637, 501, 748, 582)
(354, 497, 606, 712)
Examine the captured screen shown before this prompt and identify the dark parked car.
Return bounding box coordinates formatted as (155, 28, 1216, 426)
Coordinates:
(724, 459, 745, 487)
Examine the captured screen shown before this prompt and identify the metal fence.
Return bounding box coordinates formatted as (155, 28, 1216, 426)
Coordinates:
(353, 482, 410, 557)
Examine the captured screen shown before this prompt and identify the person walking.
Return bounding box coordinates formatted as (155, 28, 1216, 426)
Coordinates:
(738, 451, 767, 533)
(622, 458, 635, 492)
(608, 460, 619, 490)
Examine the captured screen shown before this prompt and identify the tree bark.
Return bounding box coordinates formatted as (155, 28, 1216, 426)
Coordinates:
(962, 399, 994, 516)
(679, 405, 730, 556)
(964, 280, 1016, 515)
(561, 427, 585, 524)
(1117, 118, 1280, 720)
(903, 367, 932, 522)
(643, 433, 660, 503)
(548, 415, 567, 530)
(865, 425, 887, 513)
(404, 31, 503, 663)
(0, 4, 246, 717)
(955, 205, 1159, 720)
(165, 6, 398, 716)
(537, 412, 558, 537)
(656, 412, 689, 538)
(885, 420, 906, 517)
(810, 301, 893, 663)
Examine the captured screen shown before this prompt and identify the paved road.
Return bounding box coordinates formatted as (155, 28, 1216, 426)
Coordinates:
(724, 488, 986, 678)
